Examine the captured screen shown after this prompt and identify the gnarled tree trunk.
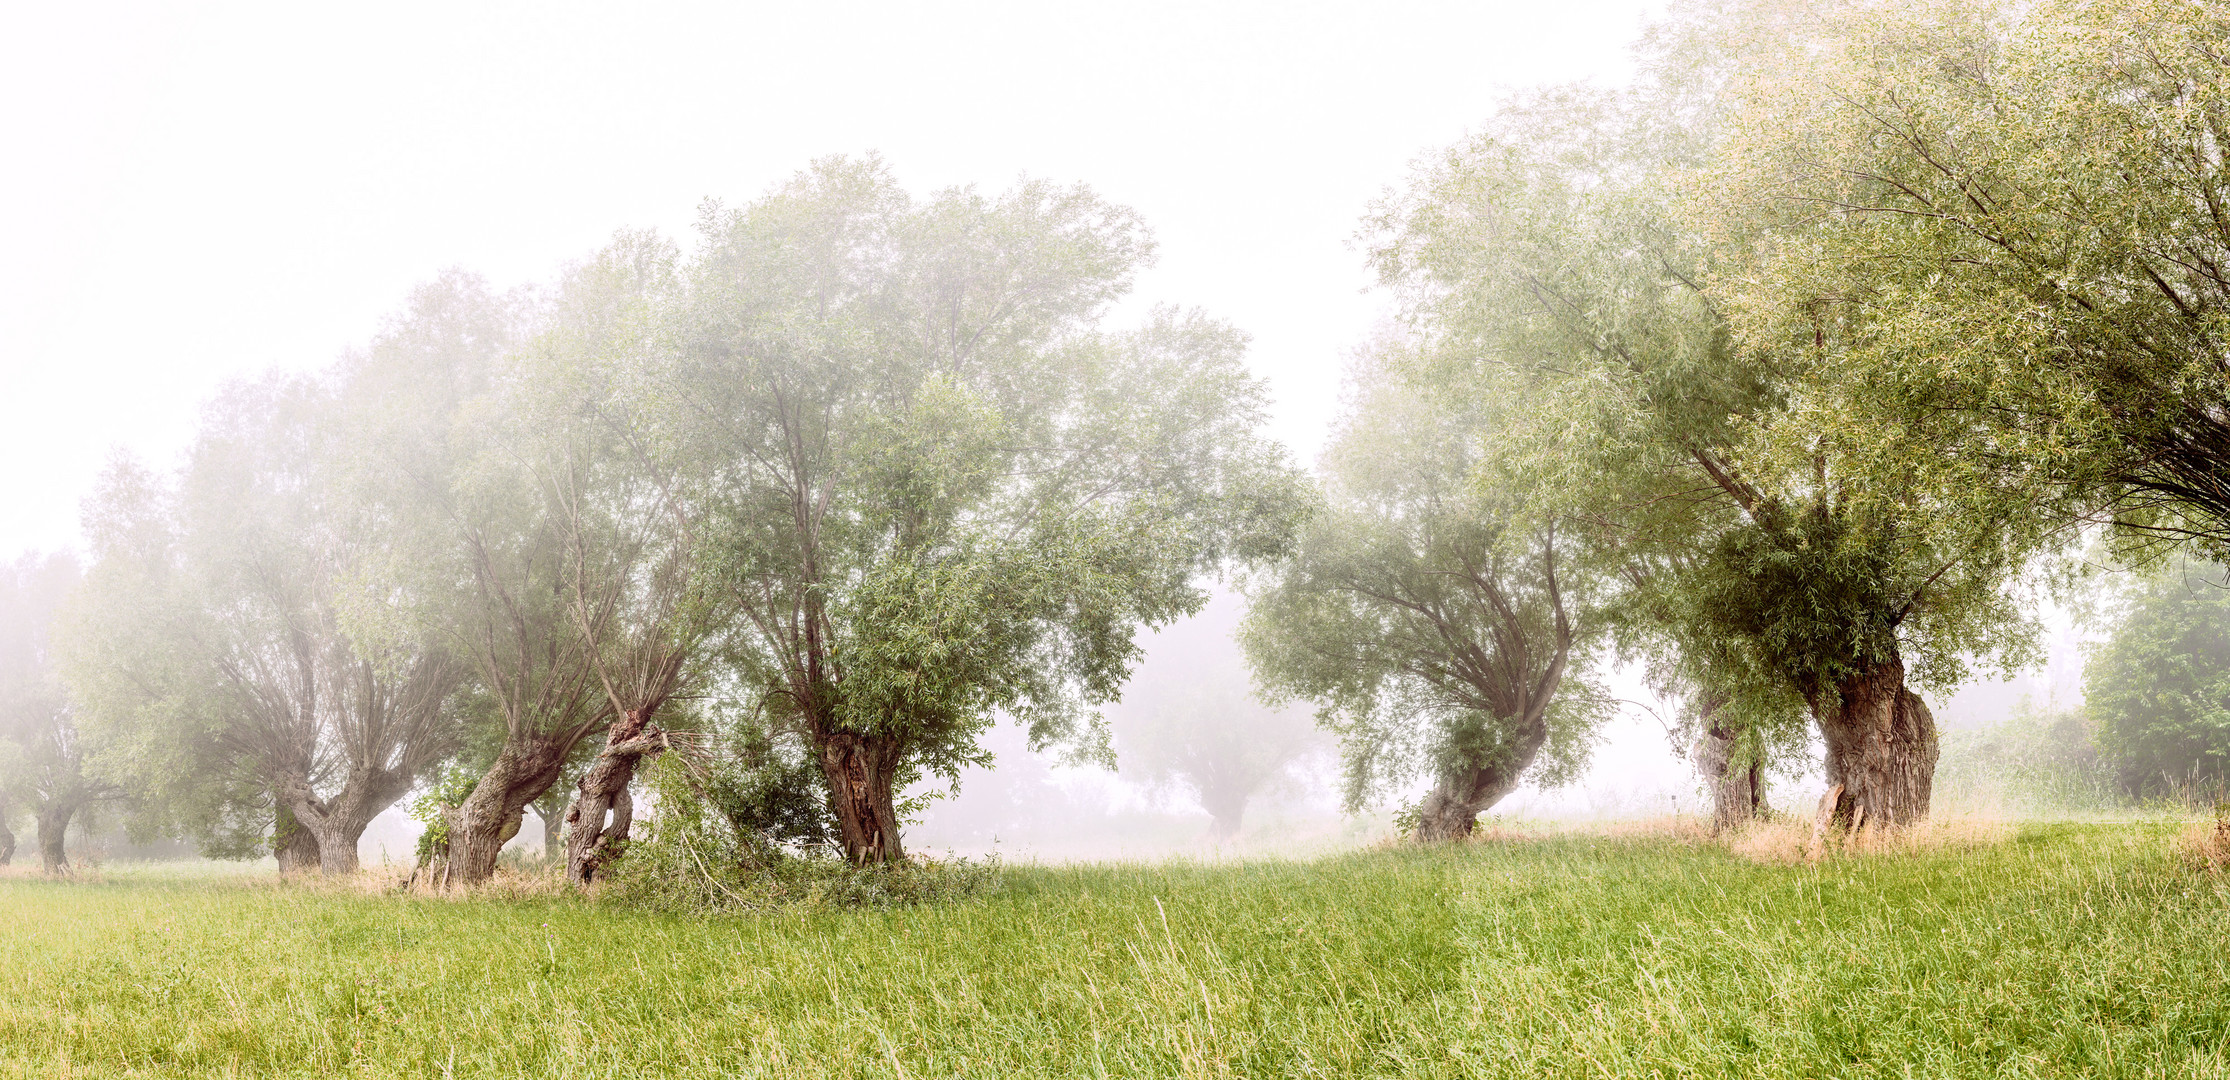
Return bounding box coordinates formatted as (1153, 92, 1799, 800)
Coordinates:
(277, 767, 414, 876)
(564, 706, 664, 884)
(273, 806, 322, 873)
(1694, 695, 1765, 834)
(37, 802, 76, 875)
(1810, 656, 1938, 829)
(821, 730, 905, 864)
(447, 734, 573, 886)
(1414, 725, 1546, 842)
(0, 797, 14, 866)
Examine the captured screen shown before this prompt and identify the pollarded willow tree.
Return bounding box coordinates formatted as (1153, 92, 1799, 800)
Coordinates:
(1366, 68, 2048, 828)
(513, 231, 744, 885)
(63, 376, 466, 874)
(1612, 551, 1813, 832)
(0, 552, 122, 874)
(649, 157, 1307, 864)
(1244, 352, 1610, 841)
(1701, 0, 2230, 563)
(333, 272, 618, 885)
(1112, 593, 1321, 840)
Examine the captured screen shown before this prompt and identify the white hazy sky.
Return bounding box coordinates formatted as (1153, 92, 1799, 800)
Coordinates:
(1, 0, 1666, 557)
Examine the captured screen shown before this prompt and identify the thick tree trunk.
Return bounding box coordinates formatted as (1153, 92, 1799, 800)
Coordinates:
(820, 730, 905, 865)
(273, 806, 322, 873)
(302, 811, 377, 876)
(1414, 743, 1537, 842)
(1810, 656, 1938, 829)
(447, 734, 572, 886)
(1695, 696, 1765, 834)
(278, 768, 410, 876)
(37, 803, 75, 875)
(1200, 783, 1246, 841)
(0, 802, 14, 866)
(564, 705, 663, 885)
(1698, 729, 1766, 834)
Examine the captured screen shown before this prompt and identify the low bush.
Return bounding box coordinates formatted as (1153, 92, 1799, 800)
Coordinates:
(597, 754, 998, 912)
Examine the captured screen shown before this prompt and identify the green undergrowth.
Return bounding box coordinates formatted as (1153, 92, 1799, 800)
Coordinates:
(0, 822, 2223, 1078)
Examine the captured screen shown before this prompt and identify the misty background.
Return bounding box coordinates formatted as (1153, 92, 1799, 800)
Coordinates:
(2, 1, 2087, 862)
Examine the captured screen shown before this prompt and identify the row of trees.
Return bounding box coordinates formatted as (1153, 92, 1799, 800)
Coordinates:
(1, 160, 1306, 877)
(7, 0, 2227, 873)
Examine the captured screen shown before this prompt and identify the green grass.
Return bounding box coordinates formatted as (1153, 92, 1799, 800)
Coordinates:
(1, 823, 2224, 1078)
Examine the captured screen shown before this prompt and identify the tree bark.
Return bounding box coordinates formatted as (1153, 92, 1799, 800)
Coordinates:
(0, 799, 14, 866)
(273, 806, 322, 873)
(36, 803, 75, 875)
(446, 734, 573, 886)
(277, 767, 414, 876)
(298, 806, 377, 876)
(1698, 727, 1766, 834)
(1694, 695, 1765, 834)
(1413, 729, 1543, 842)
(1809, 656, 1938, 829)
(564, 705, 663, 885)
(821, 730, 905, 864)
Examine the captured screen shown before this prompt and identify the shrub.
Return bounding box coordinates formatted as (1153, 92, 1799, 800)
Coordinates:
(600, 754, 997, 913)
(1935, 704, 2118, 814)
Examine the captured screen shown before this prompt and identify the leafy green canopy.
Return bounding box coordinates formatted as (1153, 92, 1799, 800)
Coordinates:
(646, 157, 1307, 805)
(1245, 353, 1607, 812)
(1364, 62, 2042, 738)
(1704, 0, 2230, 560)
(331, 272, 612, 761)
(65, 372, 467, 865)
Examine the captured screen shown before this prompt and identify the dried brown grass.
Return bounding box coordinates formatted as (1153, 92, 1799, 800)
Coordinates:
(0, 863, 76, 882)
(1720, 810, 2011, 865)
(2181, 809, 2230, 872)
(1597, 815, 1717, 844)
(222, 860, 575, 901)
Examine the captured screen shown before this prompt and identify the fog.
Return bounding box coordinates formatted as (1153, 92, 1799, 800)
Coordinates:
(2, 0, 1663, 557)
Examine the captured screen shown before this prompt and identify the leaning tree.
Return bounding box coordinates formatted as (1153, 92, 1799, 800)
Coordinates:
(332, 271, 615, 885)
(513, 230, 742, 885)
(1245, 352, 1610, 841)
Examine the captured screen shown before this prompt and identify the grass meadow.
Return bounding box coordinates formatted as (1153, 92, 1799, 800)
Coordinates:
(0, 819, 2225, 1078)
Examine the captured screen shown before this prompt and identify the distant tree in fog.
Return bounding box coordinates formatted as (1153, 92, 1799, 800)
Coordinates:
(0, 552, 121, 873)
(1244, 354, 1610, 841)
(2085, 562, 2230, 799)
(1121, 680, 1314, 840)
(1115, 597, 1317, 840)
(62, 376, 465, 875)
